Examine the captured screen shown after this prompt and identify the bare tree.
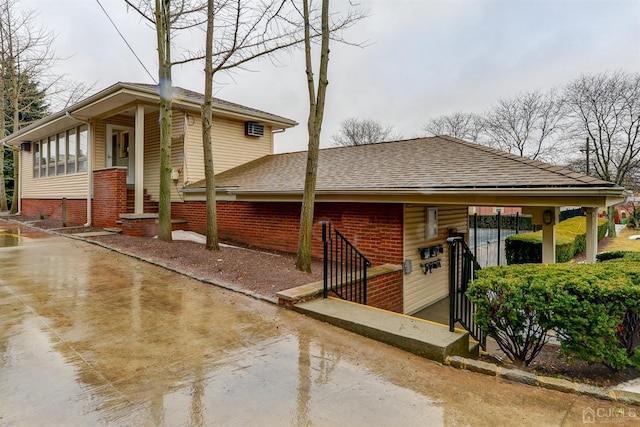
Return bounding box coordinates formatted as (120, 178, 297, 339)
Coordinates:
(564, 70, 640, 236)
(199, 0, 308, 251)
(295, 0, 366, 272)
(422, 111, 484, 142)
(126, 0, 206, 241)
(0, 0, 64, 213)
(482, 90, 565, 161)
(331, 117, 400, 146)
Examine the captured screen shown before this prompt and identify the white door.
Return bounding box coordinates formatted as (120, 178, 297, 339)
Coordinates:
(106, 125, 135, 185)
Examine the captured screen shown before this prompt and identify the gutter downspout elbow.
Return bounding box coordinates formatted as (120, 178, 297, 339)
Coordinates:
(65, 112, 93, 227)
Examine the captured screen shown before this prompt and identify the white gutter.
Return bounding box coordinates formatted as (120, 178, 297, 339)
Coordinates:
(65, 112, 92, 226)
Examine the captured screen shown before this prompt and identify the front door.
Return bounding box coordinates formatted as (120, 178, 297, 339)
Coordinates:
(106, 125, 135, 185)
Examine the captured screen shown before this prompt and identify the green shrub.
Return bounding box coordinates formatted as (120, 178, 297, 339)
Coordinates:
(467, 266, 551, 367)
(468, 261, 640, 369)
(505, 217, 608, 264)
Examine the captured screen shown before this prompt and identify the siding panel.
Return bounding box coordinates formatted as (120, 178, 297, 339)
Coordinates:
(183, 114, 273, 186)
(403, 205, 468, 314)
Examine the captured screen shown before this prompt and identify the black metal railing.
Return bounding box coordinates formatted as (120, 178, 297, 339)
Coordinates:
(447, 236, 486, 350)
(322, 222, 371, 304)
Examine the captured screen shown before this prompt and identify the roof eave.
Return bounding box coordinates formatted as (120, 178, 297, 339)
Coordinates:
(198, 186, 628, 207)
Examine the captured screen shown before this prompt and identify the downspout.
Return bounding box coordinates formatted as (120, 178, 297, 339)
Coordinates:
(1, 140, 19, 213)
(65, 112, 93, 226)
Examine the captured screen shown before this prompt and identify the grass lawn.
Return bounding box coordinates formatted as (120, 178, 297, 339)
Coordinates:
(602, 226, 640, 252)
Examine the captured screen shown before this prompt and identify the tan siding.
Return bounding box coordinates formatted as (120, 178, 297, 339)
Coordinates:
(213, 118, 272, 172)
(107, 114, 135, 127)
(22, 149, 88, 198)
(143, 111, 161, 200)
(184, 113, 204, 185)
(183, 115, 273, 186)
(403, 205, 468, 314)
(93, 119, 106, 169)
(171, 112, 185, 202)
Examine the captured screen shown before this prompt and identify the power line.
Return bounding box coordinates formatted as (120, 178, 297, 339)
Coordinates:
(95, 0, 157, 84)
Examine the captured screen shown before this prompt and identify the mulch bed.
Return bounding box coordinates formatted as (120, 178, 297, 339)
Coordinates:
(483, 344, 639, 388)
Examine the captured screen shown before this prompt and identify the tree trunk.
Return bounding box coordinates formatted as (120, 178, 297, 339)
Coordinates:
(202, 0, 219, 251)
(296, 0, 330, 273)
(608, 205, 616, 238)
(9, 77, 19, 214)
(156, 0, 172, 242)
(9, 147, 18, 214)
(0, 147, 6, 212)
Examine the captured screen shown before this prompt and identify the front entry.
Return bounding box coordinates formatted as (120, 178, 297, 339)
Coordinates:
(106, 125, 135, 185)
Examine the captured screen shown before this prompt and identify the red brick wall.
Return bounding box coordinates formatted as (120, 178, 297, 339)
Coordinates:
(172, 201, 404, 265)
(120, 218, 157, 237)
(22, 198, 87, 225)
(367, 270, 404, 313)
(92, 168, 127, 228)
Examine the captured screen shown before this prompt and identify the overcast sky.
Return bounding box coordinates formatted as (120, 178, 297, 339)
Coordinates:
(19, 0, 640, 153)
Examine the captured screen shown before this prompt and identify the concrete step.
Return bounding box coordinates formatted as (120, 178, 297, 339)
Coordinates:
(293, 297, 475, 363)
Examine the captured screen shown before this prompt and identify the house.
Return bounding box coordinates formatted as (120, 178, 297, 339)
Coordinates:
(1, 82, 296, 234)
(2, 82, 628, 317)
(180, 136, 627, 315)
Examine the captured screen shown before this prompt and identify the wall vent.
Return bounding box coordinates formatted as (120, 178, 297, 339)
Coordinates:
(245, 121, 264, 137)
(20, 141, 31, 152)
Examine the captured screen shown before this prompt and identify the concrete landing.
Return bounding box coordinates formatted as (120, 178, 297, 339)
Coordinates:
(294, 297, 478, 363)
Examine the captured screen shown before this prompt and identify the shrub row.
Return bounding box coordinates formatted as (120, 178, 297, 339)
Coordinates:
(467, 255, 640, 369)
(505, 216, 608, 264)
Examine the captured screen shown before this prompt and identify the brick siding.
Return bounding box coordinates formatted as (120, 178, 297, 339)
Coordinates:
(21, 198, 87, 225)
(172, 201, 404, 266)
(172, 200, 406, 313)
(92, 168, 127, 228)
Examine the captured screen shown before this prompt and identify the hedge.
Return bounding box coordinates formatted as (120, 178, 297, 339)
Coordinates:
(467, 259, 640, 369)
(505, 216, 608, 264)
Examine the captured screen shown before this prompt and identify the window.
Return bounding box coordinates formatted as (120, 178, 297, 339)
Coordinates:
(48, 136, 56, 176)
(32, 124, 89, 178)
(41, 139, 48, 177)
(119, 131, 130, 158)
(33, 143, 39, 178)
(78, 125, 88, 172)
(57, 132, 66, 175)
(425, 207, 438, 239)
(67, 129, 76, 174)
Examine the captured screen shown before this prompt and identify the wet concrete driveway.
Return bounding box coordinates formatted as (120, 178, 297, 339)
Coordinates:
(0, 223, 634, 426)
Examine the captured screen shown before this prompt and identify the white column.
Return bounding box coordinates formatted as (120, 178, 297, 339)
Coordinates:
(134, 104, 145, 214)
(542, 223, 556, 264)
(585, 207, 599, 263)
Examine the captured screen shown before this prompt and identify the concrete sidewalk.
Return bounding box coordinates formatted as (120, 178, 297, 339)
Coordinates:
(2, 227, 638, 425)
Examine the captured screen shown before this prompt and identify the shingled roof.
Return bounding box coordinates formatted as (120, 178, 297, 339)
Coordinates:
(187, 136, 623, 201)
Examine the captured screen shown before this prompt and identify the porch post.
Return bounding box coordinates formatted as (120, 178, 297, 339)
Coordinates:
(585, 207, 599, 263)
(541, 223, 556, 264)
(541, 207, 559, 264)
(134, 104, 145, 214)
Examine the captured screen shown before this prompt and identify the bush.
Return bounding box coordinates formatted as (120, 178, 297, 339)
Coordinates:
(468, 260, 640, 369)
(467, 266, 551, 367)
(505, 216, 608, 264)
